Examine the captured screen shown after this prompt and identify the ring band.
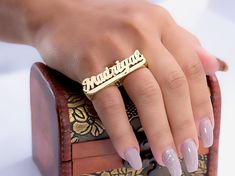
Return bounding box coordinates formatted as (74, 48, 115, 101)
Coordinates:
(82, 50, 147, 100)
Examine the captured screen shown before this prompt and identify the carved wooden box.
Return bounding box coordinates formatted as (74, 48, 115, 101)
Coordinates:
(30, 62, 221, 176)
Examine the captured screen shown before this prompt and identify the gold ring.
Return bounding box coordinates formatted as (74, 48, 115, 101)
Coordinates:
(82, 50, 147, 100)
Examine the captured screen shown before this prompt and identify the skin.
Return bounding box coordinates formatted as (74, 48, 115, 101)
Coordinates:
(0, 0, 227, 170)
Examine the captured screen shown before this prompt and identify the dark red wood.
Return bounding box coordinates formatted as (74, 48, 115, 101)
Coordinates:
(73, 154, 123, 176)
(31, 64, 61, 176)
(72, 139, 116, 159)
(207, 75, 222, 176)
(31, 63, 221, 176)
(31, 63, 72, 176)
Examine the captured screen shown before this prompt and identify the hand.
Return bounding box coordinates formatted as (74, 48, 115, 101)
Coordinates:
(30, 0, 226, 175)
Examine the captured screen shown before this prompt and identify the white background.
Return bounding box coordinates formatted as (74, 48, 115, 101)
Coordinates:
(0, 0, 234, 175)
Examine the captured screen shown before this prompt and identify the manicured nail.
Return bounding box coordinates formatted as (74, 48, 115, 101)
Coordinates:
(196, 46, 228, 75)
(199, 118, 214, 148)
(181, 139, 198, 172)
(216, 58, 229, 72)
(162, 148, 182, 176)
(124, 148, 142, 170)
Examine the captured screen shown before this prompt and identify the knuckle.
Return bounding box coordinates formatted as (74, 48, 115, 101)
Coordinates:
(113, 128, 133, 142)
(94, 93, 124, 118)
(174, 119, 194, 131)
(165, 71, 188, 91)
(154, 5, 170, 18)
(184, 61, 204, 80)
(153, 5, 175, 26)
(99, 96, 121, 112)
(122, 5, 152, 30)
(191, 35, 201, 45)
(187, 33, 201, 45)
(126, 13, 145, 28)
(138, 81, 159, 102)
(149, 127, 171, 142)
(195, 98, 211, 111)
(119, 3, 136, 15)
(130, 10, 148, 23)
(79, 54, 99, 74)
(100, 31, 114, 43)
(179, 26, 201, 45)
(81, 45, 96, 61)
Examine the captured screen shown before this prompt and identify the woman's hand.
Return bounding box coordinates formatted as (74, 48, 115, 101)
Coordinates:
(1, 0, 227, 175)
(33, 0, 225, 175)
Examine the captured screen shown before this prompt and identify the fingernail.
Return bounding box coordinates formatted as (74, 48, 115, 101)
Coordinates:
(196, 46, 228, 75)
(199, 118, 214, 148)
(124, 148, 142, 170)
(216, 58, 229, 72)
(162, 148, 182, 176)
(181, 139, 198, 172)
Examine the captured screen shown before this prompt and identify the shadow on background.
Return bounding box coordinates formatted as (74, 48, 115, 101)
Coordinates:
(0, 157, 41, 176)
(0, 42, 41, 74)
(208, 0, 235, 22)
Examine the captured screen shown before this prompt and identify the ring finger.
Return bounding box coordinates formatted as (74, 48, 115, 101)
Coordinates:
(144, 41, 199, 173)
(123, 67, 182, 176)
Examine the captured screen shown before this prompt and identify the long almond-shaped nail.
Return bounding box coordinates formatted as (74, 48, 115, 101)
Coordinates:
(162, 148, 182, 176)
(199, 118, 214, 147)
(181, 139, 198, 172)
(124, 148, 142, 170)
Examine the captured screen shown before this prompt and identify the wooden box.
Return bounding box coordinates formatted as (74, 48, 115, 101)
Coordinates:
(30, 62, 221, 176)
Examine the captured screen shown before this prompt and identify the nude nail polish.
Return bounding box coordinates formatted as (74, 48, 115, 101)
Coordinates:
(162, 148, 182, 176)
(181, 139, 198, 172)
(199, 118, 214, 148)
(124, 148, 142, 170)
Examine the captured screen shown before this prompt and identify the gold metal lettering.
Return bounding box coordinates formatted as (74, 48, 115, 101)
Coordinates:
(82, 50, 147, 99)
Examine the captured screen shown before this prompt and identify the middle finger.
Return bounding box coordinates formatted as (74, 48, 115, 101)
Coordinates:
(123, 67, 182, 176)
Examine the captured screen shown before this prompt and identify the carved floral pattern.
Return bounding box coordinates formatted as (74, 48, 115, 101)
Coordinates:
(66, 89, 208, 175)
(67, 93, 105, 143)
(81, 154, 207, 176)
(182, 154, 208, 176)
(82, 167, 144, 176)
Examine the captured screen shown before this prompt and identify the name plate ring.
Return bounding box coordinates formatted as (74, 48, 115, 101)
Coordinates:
(82, 50, 147, 100)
